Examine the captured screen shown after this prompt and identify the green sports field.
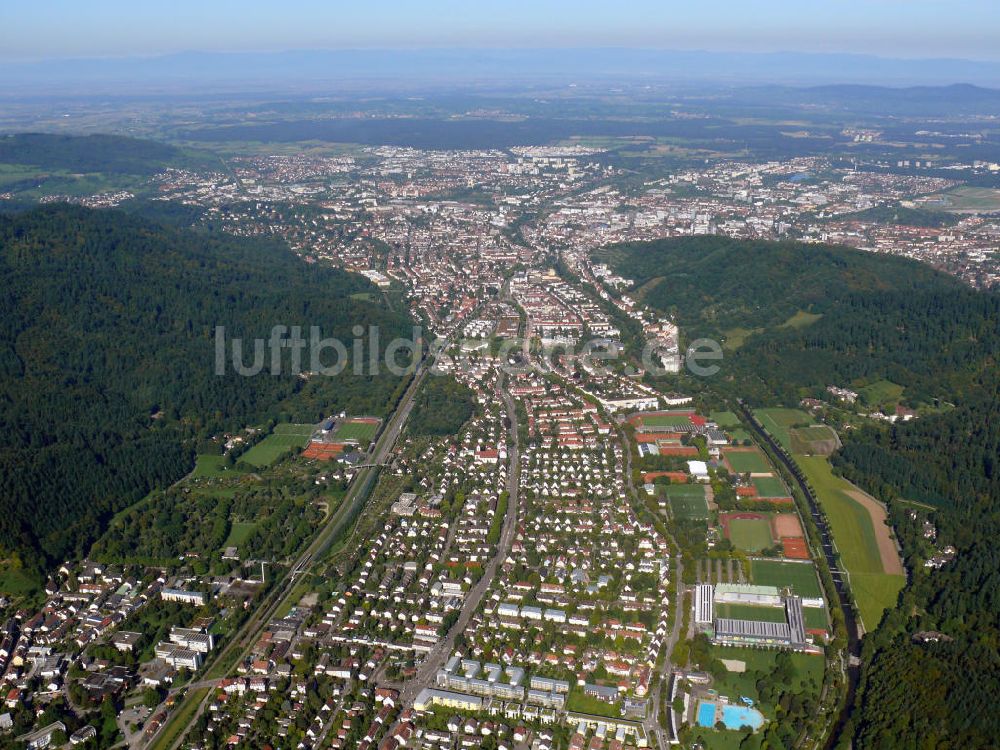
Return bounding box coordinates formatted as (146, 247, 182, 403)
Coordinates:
(191, 454, 243, 478)
(639, 413, 691, 427)
(333, 419, 379, 442)
(756, 408, 813, 451)
(752, 476, 788, 498)
(709, 411, 741, 429)
(727, 517, 774, 552)
(715, 602, 786, 623)
(750, 559, 823, 598)
(273, 423, 315, 437)
(241, 424, 313, 467)
(803, 606, 829, 630)
(724, 449, 771, 474)
(795, 455, 904, 628)
(667, 485, 709, 521)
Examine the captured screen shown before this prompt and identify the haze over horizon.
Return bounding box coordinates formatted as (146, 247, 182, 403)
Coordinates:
(3, 0, 999, 63)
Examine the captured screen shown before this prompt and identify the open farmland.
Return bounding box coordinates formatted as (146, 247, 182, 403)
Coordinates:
(790, 424, 840, 456)
(191, 454, 244, 479)
(223, 521, 256, 549)
(796, 455, 904, 629)
(934, 186, 1000, 213)
(859, 379, 904, 407)
(756, 408, 813, 450)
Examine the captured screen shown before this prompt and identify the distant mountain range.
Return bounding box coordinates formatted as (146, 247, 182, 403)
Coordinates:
(4, 48, 1000, 95)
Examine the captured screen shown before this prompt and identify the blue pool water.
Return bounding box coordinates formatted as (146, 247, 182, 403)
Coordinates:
(697, 700, 765, 731)
(697, 701, 716, 727)
(721, 704, 765, 730)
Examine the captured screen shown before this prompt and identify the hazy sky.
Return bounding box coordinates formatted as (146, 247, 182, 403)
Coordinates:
(2, 0, 998, 62)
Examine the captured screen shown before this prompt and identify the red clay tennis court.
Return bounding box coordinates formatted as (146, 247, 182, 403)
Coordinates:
(782, 537, 810, 559)
(302, 441, 347, 460)
(772, 513, 804, 538)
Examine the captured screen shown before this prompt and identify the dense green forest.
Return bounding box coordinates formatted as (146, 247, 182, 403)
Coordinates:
(598, 236, 1000, 748)
(596, 237, 998, 404)
(0, 133, 193, 174)
(0, 204, 411, 579)
(409, 374, 476, 436)
(834, 395, 999, 511)
(834, 393, 1000, 749)
(596, 236, 961, 336)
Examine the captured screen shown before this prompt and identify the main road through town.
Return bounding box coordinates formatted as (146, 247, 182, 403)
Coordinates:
(394, 368, 522, 709)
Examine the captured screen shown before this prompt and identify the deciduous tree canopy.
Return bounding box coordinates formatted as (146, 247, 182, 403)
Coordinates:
(0, 204, 411, 572)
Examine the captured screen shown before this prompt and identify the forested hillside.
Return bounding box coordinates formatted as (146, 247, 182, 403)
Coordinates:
(597, 236, 959, 333)
(0, 133, 192, 174)
(597, 236, 1000, 749)
(596, 236, 998, 404)
(0, 204, 411, 578)
(835, 393, 1000, 749)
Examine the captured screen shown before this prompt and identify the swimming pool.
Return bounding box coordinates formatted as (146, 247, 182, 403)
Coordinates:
(696, 700, 765, 731)
(721, 704, 765, 730)
(696, 701, 717, 727)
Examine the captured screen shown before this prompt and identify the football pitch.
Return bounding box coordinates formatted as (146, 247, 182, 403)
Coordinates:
(752, 476, 788, 498)
(273, 423, 315, 437)
(667, 485, 709, 521)
(724, 449, 771, 474)
(709, 410, 741, 429)
(333, 419, 379, 442)
(751, 559, 823, 598)
(640, 413, 691, 427)
(727, 517, 774, 552)
(241, 424, 314, 467)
